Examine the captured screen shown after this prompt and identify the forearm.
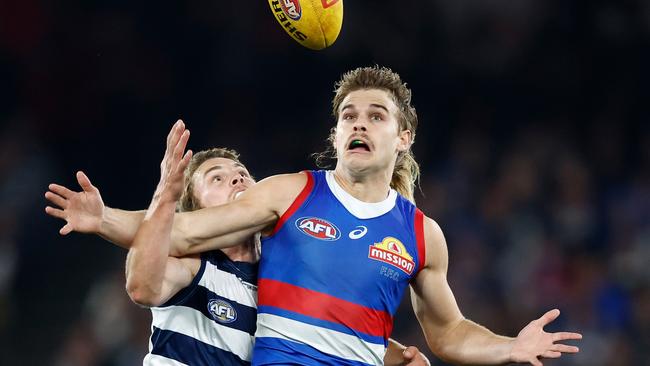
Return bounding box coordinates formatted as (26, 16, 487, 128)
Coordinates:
(99, 207, 146, 248)
(125, 200, 175, 305)
(169, 202, 272, 256)
(433, 318, 513, 365)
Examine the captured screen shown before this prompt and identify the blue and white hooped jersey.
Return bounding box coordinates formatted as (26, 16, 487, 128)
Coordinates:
(254, 170, 426, 366)
(144, 250, 258, 366)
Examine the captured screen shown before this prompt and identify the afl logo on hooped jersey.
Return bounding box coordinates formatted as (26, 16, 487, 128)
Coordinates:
(280, 0, 302, 20)
(208, 299, 237, 323)
(295, 217, 340, 241)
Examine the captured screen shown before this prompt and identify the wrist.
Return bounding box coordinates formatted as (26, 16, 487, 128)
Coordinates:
(505, 337, 517, 363)
(99, 206, 113, 236)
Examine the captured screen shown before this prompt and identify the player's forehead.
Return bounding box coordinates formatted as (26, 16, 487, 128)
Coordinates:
(195, 157, 248, 177)
(339, 89, 397, 114)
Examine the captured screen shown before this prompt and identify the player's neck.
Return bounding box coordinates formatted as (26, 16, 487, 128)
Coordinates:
(332, 166, 392, 202)
(221, 239, 258, 263)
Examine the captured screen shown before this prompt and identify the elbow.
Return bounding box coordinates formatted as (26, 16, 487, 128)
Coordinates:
(125, 279, 163, 307)
(425, 318, 468, 364)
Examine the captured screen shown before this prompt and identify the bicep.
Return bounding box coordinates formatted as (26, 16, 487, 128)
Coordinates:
(411, 218, 464, 343)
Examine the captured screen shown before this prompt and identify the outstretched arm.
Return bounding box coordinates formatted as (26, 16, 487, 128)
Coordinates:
(45, 171, 145, 248)
(411, 217, 582, 365)
(126, 120, 197, 306)
(384, 339, 431, 366)
(169, 172, 308, 256)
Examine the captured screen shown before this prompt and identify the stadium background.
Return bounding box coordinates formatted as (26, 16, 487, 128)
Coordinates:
(1, 0, 648, 365)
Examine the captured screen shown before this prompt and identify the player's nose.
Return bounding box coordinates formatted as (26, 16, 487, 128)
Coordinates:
(352, 116, 368, 131)
(230, 175, 245, 186)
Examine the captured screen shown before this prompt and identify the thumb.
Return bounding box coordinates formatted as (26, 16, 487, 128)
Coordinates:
(77, 171, 97, 192)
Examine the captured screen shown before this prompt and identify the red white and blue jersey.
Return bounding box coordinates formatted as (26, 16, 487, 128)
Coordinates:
(254, 170, 426, 366)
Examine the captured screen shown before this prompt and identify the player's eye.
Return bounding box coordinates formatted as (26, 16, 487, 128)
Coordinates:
(212, 175, 222, 182)
(370, 114, 383, 121)
(342, 113, 356, 120)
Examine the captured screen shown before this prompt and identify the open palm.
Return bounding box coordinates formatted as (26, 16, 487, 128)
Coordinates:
(45, 171, 105, 235)
(510, 309, 582, 366)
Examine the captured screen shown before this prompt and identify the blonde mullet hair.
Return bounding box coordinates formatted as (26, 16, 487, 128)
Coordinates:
(315, 66, 420, 203)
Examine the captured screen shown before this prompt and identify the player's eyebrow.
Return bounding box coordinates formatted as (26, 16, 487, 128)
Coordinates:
(203, 165, 224, 177)
(204, 163, 249, 177)
(341, 103, 389, 113)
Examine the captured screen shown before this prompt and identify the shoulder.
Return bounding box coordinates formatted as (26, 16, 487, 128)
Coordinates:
(177, 254, 202, 276)
(251, 172, 312, 205)
(420, 215, 449, 272)
(257, 171, 310, 191)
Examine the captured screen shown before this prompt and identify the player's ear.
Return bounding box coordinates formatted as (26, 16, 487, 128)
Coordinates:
(397, 129, 412, 152)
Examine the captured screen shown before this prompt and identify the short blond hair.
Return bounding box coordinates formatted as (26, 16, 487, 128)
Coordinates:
(178, 147, 242, 212)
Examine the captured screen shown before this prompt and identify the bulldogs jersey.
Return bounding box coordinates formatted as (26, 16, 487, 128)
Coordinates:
(144, 250, 258, 366)
(254, 170, 426, 366)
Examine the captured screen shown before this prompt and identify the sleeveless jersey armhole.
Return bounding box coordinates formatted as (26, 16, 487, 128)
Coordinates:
(414, 209, 427, 275)
(158, 255, 207, 308)
(268, 171, 315, 237)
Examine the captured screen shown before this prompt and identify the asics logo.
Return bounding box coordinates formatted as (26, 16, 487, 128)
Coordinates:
(348, 226, 368, 239)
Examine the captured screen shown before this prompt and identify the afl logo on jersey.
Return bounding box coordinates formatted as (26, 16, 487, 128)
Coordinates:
(208, 299, 237, 323)
(295, 217, 341, 241)
(368, 237, 415, 275)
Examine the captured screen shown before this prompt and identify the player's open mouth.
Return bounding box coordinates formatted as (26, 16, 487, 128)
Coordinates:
(347, 139, 371, 152)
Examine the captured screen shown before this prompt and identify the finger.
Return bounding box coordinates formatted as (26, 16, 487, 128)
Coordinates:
(60, 223, 73, 235)
(402, 346, 418, 359)
(76, 171, 97, 192)
(552, 332, 582, 341)
(167, 119, 185, 150)
(166, 119, 183, 146)
(537, 309, 560, 326)
(541, 350, 561, 359)
(550, 343, 580, 353)
(174, 130, 190, 160)
(45, 206, 66, 219)
(530, 357, 543, 366)
(180, 149, 193, 169)
(48, 183, 75, 199)
(45, 191, 67, 209)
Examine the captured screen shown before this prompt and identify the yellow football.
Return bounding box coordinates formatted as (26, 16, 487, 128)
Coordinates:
(267, 0, 343, 50)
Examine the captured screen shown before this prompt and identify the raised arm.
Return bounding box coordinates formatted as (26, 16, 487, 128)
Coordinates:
(45, 171, 145, 248)
(125, 120, 197, 306)
(410, 217, 582, 365)
(169, 172, 308, 256)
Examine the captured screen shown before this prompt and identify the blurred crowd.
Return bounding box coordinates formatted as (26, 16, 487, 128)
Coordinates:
(1, 0, 648, 365)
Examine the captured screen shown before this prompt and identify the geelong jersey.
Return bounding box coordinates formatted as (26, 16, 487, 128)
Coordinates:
(254, 170, 426, 366)
(144, 250, 258, 366)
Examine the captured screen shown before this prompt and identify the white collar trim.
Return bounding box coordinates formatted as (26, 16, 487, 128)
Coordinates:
(325, 170, 397, 219)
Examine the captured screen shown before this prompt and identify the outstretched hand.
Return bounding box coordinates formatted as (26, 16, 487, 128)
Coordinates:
(45, 171, 104, 235)
(154, 119, 193, 204)
(510, 309, 582, 366)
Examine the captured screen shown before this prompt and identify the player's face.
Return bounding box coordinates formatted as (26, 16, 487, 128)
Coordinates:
(334, 89, 411, 172)
(191, 157, 255, 208)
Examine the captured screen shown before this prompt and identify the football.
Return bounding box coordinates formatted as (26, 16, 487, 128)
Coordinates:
(267, 0, 343, 50)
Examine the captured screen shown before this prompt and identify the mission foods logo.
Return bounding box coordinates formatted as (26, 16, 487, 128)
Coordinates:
(280, 0, 301, 20)
(295, 217, 341, 241)
(368, 237, 415, 275)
